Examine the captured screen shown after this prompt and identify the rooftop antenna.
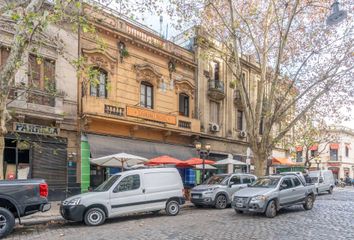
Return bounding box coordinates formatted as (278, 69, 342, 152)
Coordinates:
(165, 23, 169, 40)
(159, 16, 164, 38)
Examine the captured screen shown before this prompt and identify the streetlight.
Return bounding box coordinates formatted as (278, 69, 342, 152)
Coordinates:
(326, 0, 347, 26)
(315, 158, 322, 170)
(195, 142, 211, 183)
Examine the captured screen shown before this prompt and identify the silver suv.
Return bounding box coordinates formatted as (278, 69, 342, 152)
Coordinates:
(190, 173, 257, 209)
(231, 174, 316, 218)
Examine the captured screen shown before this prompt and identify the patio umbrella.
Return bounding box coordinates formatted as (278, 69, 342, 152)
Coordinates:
(194, 164, 217, 170)
(214, 157, 247, 166)
(90, 152, 147, 171)
(145, 155, 184, 166)
(181, 158, 215, 166)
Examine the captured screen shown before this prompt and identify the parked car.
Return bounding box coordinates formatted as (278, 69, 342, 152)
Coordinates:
(279, 172, 307, 185)
(60, 168, 185, 226)
(190, 173, 257, 209)
(309, 170, 335, 194)
(231, 174, 316, 218)
(0, 179, 51, 238)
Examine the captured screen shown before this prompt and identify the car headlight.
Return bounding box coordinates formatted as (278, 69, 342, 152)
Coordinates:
(204, 187, 218, 194)
(65, 198, 81, 206)
(251, 195, 268, 201)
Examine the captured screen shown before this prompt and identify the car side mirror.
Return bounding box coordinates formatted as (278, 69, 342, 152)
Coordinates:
(229, 181, 235, 187)
(319, 177, 324, 183)
(280, 183, 287, 190)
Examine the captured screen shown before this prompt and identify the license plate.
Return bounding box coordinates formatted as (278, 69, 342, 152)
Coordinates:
(192, 194, 200, 199)
(236, 203, 243, 207)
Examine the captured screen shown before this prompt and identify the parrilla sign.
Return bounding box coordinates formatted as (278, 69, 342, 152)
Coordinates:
(126, 106, 176, 125)
(14, 122, 60, 136)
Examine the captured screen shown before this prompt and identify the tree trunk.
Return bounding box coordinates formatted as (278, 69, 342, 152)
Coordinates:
(253, 150, 268, 177)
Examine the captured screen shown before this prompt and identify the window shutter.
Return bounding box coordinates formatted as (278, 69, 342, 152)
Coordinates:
(28, 54, 41, 88)
(0, 47, 10, 68)
(44, 59, 56, 91)
(179, 94, 184, 114)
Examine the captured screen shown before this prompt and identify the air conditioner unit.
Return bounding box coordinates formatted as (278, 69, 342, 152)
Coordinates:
(239, 131, 247, 138)
(210, 123, 220, 132)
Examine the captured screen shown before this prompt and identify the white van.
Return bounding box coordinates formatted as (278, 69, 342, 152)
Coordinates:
(309, 170, 335, 194)
(60, 168, 185, 226)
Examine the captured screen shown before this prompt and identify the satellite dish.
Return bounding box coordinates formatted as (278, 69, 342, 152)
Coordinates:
(326, 1, 347, 26)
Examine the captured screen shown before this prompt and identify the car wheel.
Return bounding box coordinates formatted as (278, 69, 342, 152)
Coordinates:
(265, 200, 277, 218)
(84, 207, 106, 226)
(215, 195, 227, 209)
(234, 209, 243, 214)
(166, 200, 180, 216)
(0, 207, 15, 238)
(328, 186, 333, 194)
(303, 195, 314, 210)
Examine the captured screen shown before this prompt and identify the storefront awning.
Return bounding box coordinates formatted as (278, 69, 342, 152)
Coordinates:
(330, 143, 339, 150)
(86, 134, 196, 160)
(272, 157, 297, 166)
(295, 146, 303, 152)
(309, 145, 318, 151)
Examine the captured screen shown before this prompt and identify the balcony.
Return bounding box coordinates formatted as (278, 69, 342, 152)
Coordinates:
(82, 96, 200, 134)
(208, 79, 225, 101)
(7, 87, 64, 118)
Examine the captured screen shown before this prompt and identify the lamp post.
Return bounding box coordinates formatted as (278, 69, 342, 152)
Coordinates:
(195, 142, 211, 183)
(315, 158, 322, 170)
(326, 0, 347, 26)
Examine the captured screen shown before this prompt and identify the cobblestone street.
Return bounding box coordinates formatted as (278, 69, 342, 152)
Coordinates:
(6, 188, 354, 240)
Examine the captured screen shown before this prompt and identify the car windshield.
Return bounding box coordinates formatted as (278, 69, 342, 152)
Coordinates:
(249, 177, 280, 188)
(94, 175, 121, 192)
(203, 175, 229, 185)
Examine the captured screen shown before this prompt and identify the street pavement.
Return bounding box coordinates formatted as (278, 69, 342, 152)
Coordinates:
(5, 188, 354, 240)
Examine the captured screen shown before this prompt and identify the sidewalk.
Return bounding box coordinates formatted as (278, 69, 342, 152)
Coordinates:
(19, 201, 194, 226)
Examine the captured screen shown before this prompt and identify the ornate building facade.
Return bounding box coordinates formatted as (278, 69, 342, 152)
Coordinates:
(80, 3, 200, 190)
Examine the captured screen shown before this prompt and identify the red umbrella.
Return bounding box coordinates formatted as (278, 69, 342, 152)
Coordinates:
(145, 155, 184, 166)
(179, 158, 215, 166)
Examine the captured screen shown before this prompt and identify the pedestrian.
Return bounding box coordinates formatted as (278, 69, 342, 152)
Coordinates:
(303, 169, 311, 184)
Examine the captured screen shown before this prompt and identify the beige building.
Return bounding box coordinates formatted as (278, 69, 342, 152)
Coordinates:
(173, 27, 288, 173)
(1, 17, 80, 200)
(79, 3, 200, 190)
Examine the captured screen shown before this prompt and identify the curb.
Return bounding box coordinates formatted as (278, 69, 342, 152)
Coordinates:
(19, 202, 196, 226)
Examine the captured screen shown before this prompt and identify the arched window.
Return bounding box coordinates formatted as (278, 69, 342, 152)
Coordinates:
(140, 81, 153, 109)
(179, 93, 189, 117)
(90, 68, 108, 98)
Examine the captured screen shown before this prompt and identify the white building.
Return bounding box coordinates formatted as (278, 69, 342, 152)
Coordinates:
(310, 127, 354, 180)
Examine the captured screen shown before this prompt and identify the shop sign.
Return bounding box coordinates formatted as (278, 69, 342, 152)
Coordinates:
(126, 106, 176, 125)
(14, 122, 60, 136)
(327, 162, 341, 167)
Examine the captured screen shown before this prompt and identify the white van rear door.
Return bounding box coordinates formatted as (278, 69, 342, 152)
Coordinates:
(143, 171, 182, 210)
(109, 173, 146, 216)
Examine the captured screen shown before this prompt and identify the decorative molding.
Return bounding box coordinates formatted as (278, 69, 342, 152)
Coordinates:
(174, 79, 195, 98)
(82, 48, 117, 73)
(134, 64, 163, 86)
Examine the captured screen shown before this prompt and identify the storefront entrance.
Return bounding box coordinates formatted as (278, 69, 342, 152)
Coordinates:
(3, 133, 68, 200)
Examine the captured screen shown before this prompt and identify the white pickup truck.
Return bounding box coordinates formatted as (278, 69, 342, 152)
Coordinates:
(231, 174, 316, 218)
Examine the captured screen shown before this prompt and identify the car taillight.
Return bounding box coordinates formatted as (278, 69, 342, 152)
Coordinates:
(39, 183, 48, 198)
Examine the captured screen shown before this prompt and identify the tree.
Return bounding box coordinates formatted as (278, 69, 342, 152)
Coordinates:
(165, 0, 354, 176)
